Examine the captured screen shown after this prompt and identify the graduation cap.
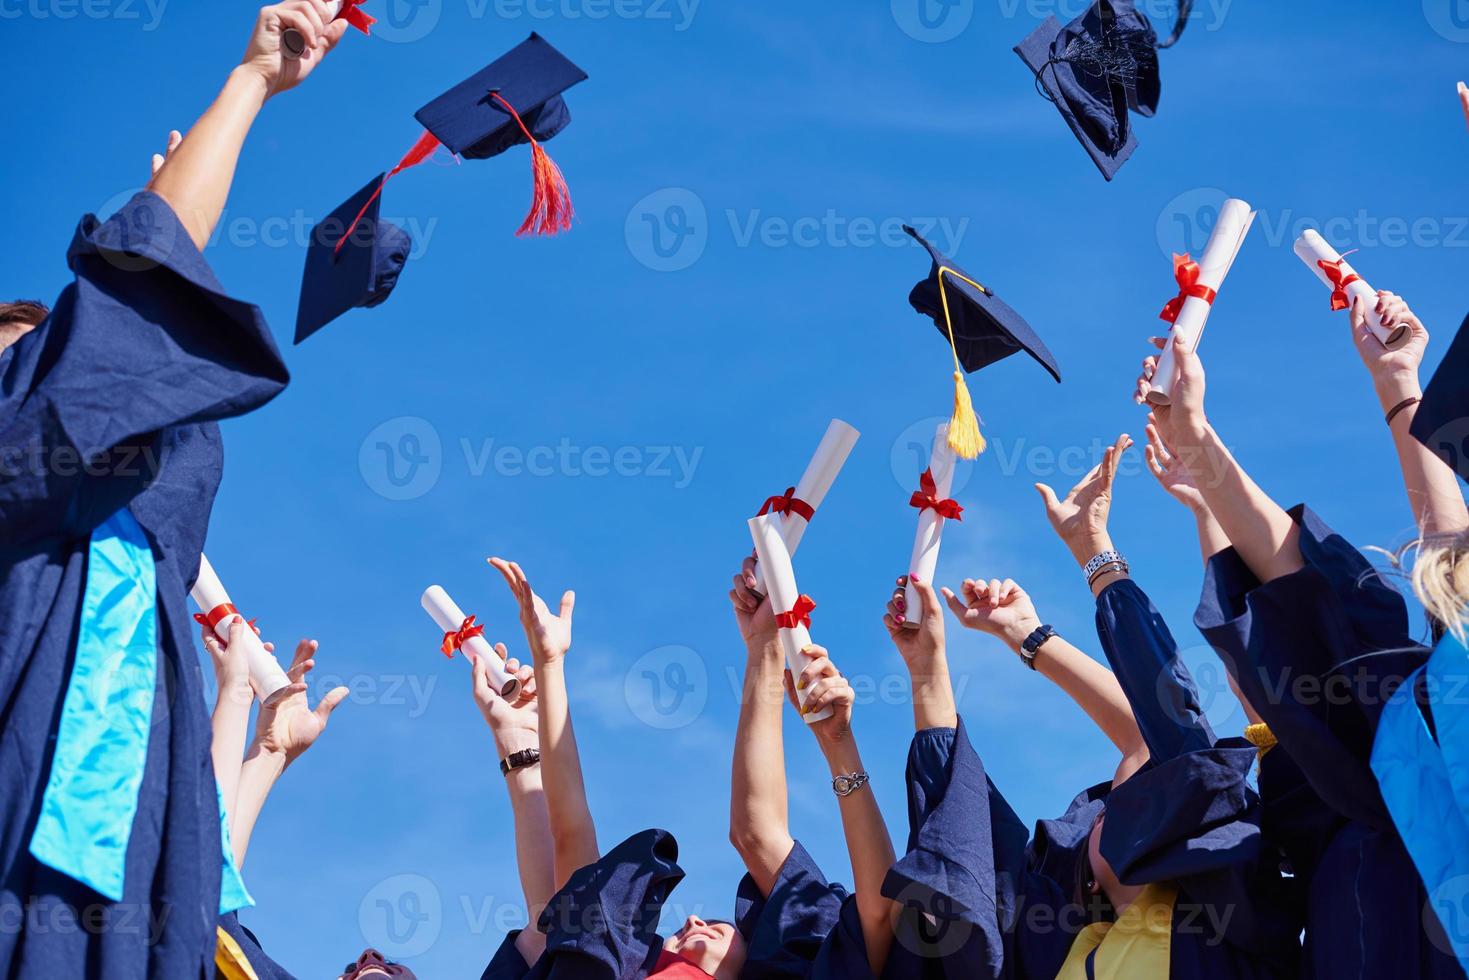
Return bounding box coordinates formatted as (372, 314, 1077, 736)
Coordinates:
(904, 225, 1061, 459)
(1411, 311, 1469, 483)
(333, 33, 587, 250)
(1014, 0, 1192, 180)
(294, 174, 412, 344)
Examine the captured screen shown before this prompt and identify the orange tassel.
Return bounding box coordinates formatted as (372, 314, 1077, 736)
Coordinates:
(491, 92, 574, 237)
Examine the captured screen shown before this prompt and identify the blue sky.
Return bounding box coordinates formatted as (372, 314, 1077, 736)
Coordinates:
(5, 0, 1468, 975)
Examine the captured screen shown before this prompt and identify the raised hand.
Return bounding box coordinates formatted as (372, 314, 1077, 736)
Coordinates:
(1144, 416, 1206, 513)
(200, 616, 255, 708)
(239, 1, 350, 98)
(1035, 433, 1132, 565)
(1460, 81, 1469, 132)
(149, 129, 182, 180)
(942, 578, 1043, 656)
(1350, 292, 1429, 408)
(474, 644, 539, 757)
(882, 574, 945, 667)
(488, 558, 575, 668)
(785, 645, 855, 745)
(730, 555, 777, 648)
(251, 638, 348, 766)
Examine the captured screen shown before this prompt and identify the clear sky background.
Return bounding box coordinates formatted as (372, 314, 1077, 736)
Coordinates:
(4, 0, 1468, 975)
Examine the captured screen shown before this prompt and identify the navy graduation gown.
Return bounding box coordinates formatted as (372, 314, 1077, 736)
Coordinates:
(0, 192, 289, 979)
(734, 840, 869, 980)
(482, 930, 533, 980)
(881, 719, 1027, 979)
(519, 828, 686, 980)
(219, 913, 297, 980)
(1093, 578, 1301, 978)
(1194, 506, 1462, 980)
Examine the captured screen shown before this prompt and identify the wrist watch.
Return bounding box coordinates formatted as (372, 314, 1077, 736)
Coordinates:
(1020, 624, 1058, 670)
(832, 770, 870, 797)
(500, 747, 541, 775)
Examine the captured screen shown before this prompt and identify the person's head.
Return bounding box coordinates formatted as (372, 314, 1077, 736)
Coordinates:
(660, 914, 747, 979)
(336, 948, 417, 980)
(1410, 531, 1469, 642)
(0, 300, 48, 353)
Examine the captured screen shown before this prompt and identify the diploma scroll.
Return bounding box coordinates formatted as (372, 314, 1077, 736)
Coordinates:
(748, 514, 833, 724)
(751, 419, 860, 595)
(421, 585, 519, 699)
(1293, 230, 1408, 350)
(903, 423, 959, 626)
(191, 554, 293, 705)
(1147, 198, 1257, 407)
(283, 1, 344, 58)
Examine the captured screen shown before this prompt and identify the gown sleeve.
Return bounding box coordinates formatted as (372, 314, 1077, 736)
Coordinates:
(734, 840, 869, 980)
(0, 192, 288, 543)
(531, 828, 685, 980)
(481, 930, 532, 980)
(1192, 505, 1427, 829)
(881, 719, 1027, 979)
(1016, 783, 1110, 980)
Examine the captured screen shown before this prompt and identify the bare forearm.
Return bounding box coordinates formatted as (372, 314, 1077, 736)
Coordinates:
(534, 661, 599, 888)
(211, 693, 251, 821)
(495, 728, 556, 925)
(1380, 383, 1469, 536)
(820, 737, 896, 977)
(905, 651, 958, 732)
(148, 67, 269, 250)
(1191, 507, 1231, 567)
(230, 746, 287, 868)
(730, 638, 794, 893)
(1031, 634, 1145, 758)
(1179, 424, 1304, 583)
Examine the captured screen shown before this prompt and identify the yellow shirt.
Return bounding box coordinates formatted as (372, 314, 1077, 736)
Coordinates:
(1055, 882, 1178, 980)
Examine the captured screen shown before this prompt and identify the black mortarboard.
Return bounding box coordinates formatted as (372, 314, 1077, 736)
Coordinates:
(294, 175, 411, 344)
(1015, 0, 1190, 180)
(904, 225, 1060, 459)
(414, 32, 586, 161)
(1411, 311, 1469, 483)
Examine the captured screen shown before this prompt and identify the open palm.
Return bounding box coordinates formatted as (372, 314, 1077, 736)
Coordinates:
(488, 557, 575, 667)
(252, 638, 347, 765)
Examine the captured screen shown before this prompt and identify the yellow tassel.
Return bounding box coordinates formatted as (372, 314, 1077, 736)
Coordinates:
(947, 371, 986, 458)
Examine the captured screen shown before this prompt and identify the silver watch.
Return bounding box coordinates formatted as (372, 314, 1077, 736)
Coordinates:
(832, 771, 870, 797)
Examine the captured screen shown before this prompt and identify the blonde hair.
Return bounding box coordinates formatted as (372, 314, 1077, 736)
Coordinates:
(1406, 531, 1469, 643)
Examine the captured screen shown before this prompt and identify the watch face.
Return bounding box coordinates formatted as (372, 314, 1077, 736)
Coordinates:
(833, 776, 853, 795)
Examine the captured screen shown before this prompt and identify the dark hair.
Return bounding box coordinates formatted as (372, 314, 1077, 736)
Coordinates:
(0, 300, 49, 327)
(1071, 815, 1117, 925)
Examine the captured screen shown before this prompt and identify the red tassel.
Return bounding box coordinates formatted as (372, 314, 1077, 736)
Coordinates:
(334, 130, 441, 257)
(490, 92, 574, 237)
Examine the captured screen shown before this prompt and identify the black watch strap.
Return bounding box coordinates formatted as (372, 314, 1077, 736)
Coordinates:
(500, 747, 541, 775)
(1020, 624, 1057, 670)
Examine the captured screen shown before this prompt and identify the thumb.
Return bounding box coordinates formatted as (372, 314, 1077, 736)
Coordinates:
(1034, 483, 1061, 511)
(559, 591, 576, 622)
(908, 574, 941, 620)
(313, 686, 349, 726)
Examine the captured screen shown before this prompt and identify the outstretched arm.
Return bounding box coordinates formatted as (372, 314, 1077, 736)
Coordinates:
(148, 1, 348, 249)
(472, 644, 552, 966)
(789, 647, 897, 977)
(489, 558, 597, 891)
(202, 618, 256, 821)
(728, 558, 795, 895)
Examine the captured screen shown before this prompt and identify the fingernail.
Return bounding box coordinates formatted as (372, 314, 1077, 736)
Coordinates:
(800, 644, 813, 654)
(910, 573, 921, 583)
(796, 679, 807, 691)
(895, 614, 906, 625)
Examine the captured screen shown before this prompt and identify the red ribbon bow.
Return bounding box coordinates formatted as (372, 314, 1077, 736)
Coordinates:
(440, 615, 486, 658)
(757, 487, 816, 522)
(1317, 258, 1362, 312)
(909, 468, 964, 520)
(1159, 253, 1218, 323)
(775, 595, 816, 631)
(193, 604, 259, 633)
(337, 0, 376, 33)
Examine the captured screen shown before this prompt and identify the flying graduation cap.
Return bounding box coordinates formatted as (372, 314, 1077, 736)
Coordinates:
(294, 33, 587, 341)
(1015, 0, 1192, 180)
(904, 226, 1061, 459)
(1411, 311, 1469, 484)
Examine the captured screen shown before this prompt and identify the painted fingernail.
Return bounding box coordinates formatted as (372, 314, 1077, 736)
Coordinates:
(910, 573, 921, 583)
(895, 599, 906, 612)
(895, 614, 906, 625)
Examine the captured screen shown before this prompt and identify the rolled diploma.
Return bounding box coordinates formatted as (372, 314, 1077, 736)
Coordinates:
(748, 514, 832, 724)
(1293, 229, 1408, 350)
(903, 423, 956, 625)
(751, 419, 860, 594)
(420, 585, 519, 699)
(1147, 198, 1257, 407)
(191, 554, 292, 705)
(283, 1, 344, 57)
